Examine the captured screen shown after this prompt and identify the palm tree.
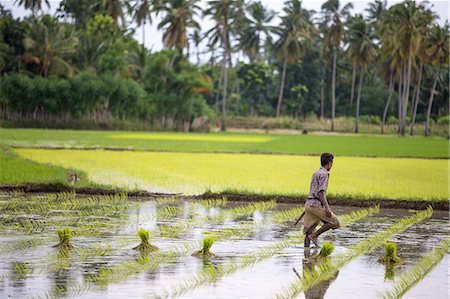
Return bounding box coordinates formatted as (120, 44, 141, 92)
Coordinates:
(103, 0, 125, 27)
(425, 24, 449, 136)
(23, 18, 78, 77)
(239, 1, 275, 63)
(346, 15, 377, 133)
(321, 0, 353, 131)
(14, 0, 49, 16)
(132, 0, 154, 45)
(274, 0, 313, 118)
(158, 0, 200, 54)
(204, 0, 238, 131)
(387, 1, 435, 136)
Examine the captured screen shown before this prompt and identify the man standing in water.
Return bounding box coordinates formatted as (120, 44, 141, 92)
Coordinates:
(304, 153, 340, 247)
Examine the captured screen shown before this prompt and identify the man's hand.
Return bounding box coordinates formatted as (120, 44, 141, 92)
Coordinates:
(325, 207, 332, 218)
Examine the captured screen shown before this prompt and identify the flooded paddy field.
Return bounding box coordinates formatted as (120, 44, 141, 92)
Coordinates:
(0, 192, 448, 299)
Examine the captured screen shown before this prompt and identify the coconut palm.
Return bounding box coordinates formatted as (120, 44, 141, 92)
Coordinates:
(424, 23, 449, 136)
(321, 0, 353, 131)
(23, 18, 78, 77)
(274, 0, 313, 118)
(387, 1, 435, 135)
(14, 0, 49, 16)
(346, 15, 377, 133)
(204, 0, 239, 131)
(103, 0, 125, 26)
(239, 1, 275, 63)
(158, 0, 200, 54)
(132, 0, 156, 45)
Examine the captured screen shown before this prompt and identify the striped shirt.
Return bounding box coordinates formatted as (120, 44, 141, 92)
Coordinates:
(305, 167, 330, 207)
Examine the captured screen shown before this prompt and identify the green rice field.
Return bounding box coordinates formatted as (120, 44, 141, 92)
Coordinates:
(12, 148, 449, 201)
(1, 128, 448, 158)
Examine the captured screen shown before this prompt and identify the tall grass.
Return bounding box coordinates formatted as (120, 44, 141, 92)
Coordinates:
(379, 242, 403, 265)
(55, 228, 73, 251)
(133, 228, 159, 253)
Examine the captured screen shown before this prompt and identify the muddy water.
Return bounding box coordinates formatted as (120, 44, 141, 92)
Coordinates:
(0, 197, 448, 299)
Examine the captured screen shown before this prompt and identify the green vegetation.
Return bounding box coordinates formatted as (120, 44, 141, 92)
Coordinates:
(55, 228, 73, 251)
(379, 242, 403, 265)
(0, 1, 448, 137)
(318, 242, 335, 259)
(192, 236, 215, 258)
(0, 146, 97, 187)
(382, 238, 450, 299)
(1, 129, 449, 158)
(12, 148, 448, 201)
(133, 228, 159, 253)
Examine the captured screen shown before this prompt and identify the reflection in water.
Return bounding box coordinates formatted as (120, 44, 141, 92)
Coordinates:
(292, 250, 339, 299)
(52, 250, 72, 297)
(384, 264, 396, 281)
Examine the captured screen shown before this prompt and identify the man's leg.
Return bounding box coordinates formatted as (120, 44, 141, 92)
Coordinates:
(309, 222, 333, 240)
(304, 223, 318, 247)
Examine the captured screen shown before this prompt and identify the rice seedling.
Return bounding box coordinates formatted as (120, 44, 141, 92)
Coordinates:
(312, 242, 334, 261)
(54, 228, 74, 251)
(379, 242, 403, 265)
(150, 206, 380, 299)
(14, 148, 448, 201)
(272, 207, 434, 299)
(133, 228, 159, 253)
(381, 238, 450, 299)
(192, 236, 215, 258)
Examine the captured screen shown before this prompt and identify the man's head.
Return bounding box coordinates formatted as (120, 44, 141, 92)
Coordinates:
(321, 153, 334, 171)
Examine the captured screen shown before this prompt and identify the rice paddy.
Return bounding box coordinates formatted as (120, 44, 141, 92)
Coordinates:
(12, 148, 448, 201)
(0, 192, 447, 298)
(1, 128, 448, 158)
(0, 129, 448, 298)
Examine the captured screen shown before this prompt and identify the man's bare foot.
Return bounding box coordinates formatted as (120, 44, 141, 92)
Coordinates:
(308, 234, 320, 247)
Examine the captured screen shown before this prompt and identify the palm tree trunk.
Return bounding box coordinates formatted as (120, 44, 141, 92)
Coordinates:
(215, 65, 223, 114)
(331, 47, 337, 131)
(401, 52, 413, 136)
(355, 66, 364, 133)
(350, 65, 356, 106)
(320, 78, 325, 121)
(221, 30, 229, 131)
(410, 62, 423, 136)
(142, 21, 146, 45)
(276, 57, 288, 118)
(425, 65, 440, 136)
(381, 71, 394, 134)
(397, 69, 403, 134)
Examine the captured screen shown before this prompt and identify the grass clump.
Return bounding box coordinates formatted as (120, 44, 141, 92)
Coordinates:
(192, 236, 215, 258)
(133, 228, 158, 253)
(54, 228, 74, 251)
(379, 242, 403, 265)
(318, 242, 335, 258)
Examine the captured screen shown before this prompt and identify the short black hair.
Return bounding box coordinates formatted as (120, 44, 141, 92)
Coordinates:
(321, 153, 334, 166)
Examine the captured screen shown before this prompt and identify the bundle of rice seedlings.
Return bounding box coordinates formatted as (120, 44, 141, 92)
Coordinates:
(54, 228, 74, 251)
(379, 242, 403, 265)
(192, 236, 215, 258)
(316, 241, 335, 260)
(133, 228, 158, 253)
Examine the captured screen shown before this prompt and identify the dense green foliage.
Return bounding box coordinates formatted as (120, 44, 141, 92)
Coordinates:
(0, 0, 448, 135)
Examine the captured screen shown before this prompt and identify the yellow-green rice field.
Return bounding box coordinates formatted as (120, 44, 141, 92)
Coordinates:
(14, 148, 449, 201)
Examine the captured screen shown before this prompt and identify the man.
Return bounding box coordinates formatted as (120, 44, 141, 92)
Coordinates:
(304, 153, 340, 247)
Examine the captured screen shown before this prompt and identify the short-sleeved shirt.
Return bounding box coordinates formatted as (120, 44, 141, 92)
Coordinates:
(305, 167, 329, 207)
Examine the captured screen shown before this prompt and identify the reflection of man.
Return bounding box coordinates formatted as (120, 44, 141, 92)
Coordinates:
(304, 153, 340, 247)
(301, 258, 339, 299)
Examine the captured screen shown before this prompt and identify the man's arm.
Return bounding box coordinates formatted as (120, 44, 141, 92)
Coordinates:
(318, 190, 332, 218)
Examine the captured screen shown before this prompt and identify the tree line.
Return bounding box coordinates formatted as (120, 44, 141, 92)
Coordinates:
(0, 0, 448, 135)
